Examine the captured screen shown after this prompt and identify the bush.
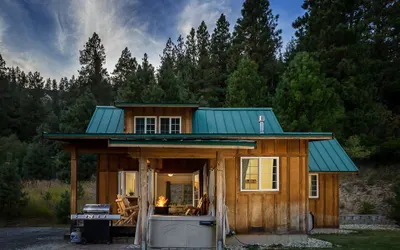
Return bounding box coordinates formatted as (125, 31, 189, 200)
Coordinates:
(388, 183, 400, 225)
(0, 157, 28, 218)
(42, 191, 52, 201)
(55, 190, 70, 224)
(358, 201, 376, 214)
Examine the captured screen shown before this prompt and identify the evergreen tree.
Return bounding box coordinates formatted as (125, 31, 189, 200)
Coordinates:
(51, 79, 57, 91)
(231, 0, 282, 98)
(195, 21, 211, 104)
(226, 57, 265, 107)
(112, 47, 138, 96)
(60, 88, 97, 133)
(158, 38, 183, 102)
(184, 28, 198, 100)
(138, 53, 163, 102)
(79, 32, 112, 104)
(45, 78, 51, 91)
(208, 14, 231, 107)
(274, 52, 344, 134)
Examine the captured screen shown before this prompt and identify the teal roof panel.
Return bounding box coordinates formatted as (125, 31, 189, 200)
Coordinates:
(309, 139, 358, 172)
(86, 106, 124, 134)
(192, 108, 283, 134)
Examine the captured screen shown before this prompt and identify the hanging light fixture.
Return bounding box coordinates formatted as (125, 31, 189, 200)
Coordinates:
(168, 174, 173, 177)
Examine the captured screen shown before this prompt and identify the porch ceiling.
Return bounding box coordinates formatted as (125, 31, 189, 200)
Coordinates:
(108, 139, 256, 149)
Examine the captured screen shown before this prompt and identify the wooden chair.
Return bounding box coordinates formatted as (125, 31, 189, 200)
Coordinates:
(185, 194, 208, 216)
(114, 195, 139, 226)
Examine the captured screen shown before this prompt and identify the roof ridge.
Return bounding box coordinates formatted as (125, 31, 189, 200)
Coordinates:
(96, 105, 119, 108)
(198, 107, 273, 111)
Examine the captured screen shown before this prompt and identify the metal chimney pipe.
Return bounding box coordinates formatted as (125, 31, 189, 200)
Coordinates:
(259, 115, 265, 134)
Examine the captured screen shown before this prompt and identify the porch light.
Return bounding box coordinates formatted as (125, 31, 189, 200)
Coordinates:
(168, 174, 173, 177)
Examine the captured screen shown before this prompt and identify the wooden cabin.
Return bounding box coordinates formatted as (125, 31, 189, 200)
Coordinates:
(44, 103, 358, 248)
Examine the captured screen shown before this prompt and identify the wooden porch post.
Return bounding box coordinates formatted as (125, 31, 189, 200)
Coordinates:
(139, 156, 148, 249)
(70, 148, 77, 215)
(216, 151, 225, 250)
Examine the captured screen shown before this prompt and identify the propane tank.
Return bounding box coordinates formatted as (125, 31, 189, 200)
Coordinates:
(70, 228, 81, 243)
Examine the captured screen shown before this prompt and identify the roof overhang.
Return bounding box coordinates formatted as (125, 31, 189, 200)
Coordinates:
(43, 132, 333, 141)
(108, 139, 256, 149)
(114, 102, 199, 108)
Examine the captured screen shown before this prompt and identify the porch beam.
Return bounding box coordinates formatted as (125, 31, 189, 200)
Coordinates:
(139, 156, 148, 249)
(70, 147, 77, 215)
(130, 148, 237, 159)
(216, 151, 225, 250)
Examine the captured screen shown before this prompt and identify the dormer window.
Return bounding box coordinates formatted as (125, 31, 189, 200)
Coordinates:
(134, 116, 156, 134)
(159, 117, 181, 134)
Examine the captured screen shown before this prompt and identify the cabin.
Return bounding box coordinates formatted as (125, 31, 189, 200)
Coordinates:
(44, 103, 358, 249)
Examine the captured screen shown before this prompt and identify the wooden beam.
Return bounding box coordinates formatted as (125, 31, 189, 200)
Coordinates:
(125, 109, 134, 133)
(216, 151, 225, 249)
(139, 156, 148, 249)
(70, 148, 77, 215)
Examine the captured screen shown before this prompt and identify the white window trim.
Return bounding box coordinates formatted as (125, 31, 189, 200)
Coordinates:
(158, 116, 182, 134)
(240, 157, 279, 192)
(309, 173, 319, 198)
(134, 116, 157, 134)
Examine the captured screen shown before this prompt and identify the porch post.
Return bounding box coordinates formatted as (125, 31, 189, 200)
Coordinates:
(139, 156, 148, 249)
(216, 151, 225, 250)
(70, 147, 77, 215)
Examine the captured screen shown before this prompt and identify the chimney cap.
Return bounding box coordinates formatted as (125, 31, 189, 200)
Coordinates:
(258, 115, 265, 122)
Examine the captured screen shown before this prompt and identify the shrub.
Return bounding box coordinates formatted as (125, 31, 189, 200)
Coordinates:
(358, 201, 376, 214)
(55, 190, 70, 224)
(42, 191, 52, 201)
(0, 156, 28, 218)
(387, 183, 400, 225)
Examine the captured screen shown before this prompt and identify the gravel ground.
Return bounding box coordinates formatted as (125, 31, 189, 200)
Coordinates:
(226, 237, 333, 249)
(340, 224, 400, 230)
(309, 228, 356, 235)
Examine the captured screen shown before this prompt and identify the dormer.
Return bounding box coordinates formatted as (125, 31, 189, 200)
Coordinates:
(114, 103, 199, 134)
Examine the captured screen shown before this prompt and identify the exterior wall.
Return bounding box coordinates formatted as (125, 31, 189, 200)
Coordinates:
(124, 107, 193, 133)
(97, 153, 138, 213)
(226, 139, 309, 234)
(309, 173, 339, 228)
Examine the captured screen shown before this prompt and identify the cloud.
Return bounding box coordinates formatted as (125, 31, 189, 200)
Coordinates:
(178, 0, 232, 35)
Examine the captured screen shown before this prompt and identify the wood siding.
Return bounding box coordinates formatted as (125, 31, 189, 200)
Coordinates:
(97, 153, 138, 213)
(226, 139, 309, 234)
(123, 107, 193, 133)
(309, 173, 339, 228)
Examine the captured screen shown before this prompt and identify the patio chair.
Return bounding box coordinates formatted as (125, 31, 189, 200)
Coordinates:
(114, 195, 139, 226)
(185, 194, 208, 216)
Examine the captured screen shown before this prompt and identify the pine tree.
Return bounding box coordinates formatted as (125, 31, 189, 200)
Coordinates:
(51, 79, 57, 91)
(231, 0, 282, 99)
(274, 52, 344, 134)
(195, 21, 211, 104)
(158, 38, 182, 102)
(45, 78, 51, 91)
(208, 14, 231, 107)
(184, 28, 198, 100)
(226, 57, 265, 107)
(112, 47, 138, 96)
(79, 32, 112, 104)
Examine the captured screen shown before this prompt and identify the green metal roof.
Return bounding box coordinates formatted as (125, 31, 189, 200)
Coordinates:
(109, 139, 256, 148)
(114, 102, 199, 108)
(86, 106, 124, 134)
(309, 139, 358, 172)
(66, 105, 357, 173)
(193, 108, 283, 134)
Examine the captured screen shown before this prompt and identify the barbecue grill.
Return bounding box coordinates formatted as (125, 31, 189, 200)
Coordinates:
(71, 204, 120, 244)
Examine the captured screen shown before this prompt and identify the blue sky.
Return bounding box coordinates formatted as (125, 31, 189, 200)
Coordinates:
(0, 0, 304, 80)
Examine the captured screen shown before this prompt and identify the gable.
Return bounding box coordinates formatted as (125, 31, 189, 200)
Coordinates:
(192, 108, 283, 134)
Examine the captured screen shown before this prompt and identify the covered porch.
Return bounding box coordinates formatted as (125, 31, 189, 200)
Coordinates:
(66, 138, 255, 249)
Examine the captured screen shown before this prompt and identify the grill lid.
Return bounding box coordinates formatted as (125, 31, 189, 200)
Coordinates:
(83, 204, 111, 214)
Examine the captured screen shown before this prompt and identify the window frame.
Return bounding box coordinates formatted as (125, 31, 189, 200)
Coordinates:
(158, 116, 182, 134)
(118, 171, 139, 197)
(134, 116, 157, 134)
(240, 157, 279, 192)
(309, 173, 319, 198)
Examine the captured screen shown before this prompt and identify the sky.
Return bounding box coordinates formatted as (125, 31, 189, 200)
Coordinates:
(0, 0, 305, 80)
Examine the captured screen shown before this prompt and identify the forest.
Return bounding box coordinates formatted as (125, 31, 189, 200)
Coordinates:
(0, 0, 398, 218)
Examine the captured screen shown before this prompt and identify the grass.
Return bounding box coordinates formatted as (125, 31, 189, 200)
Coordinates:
(311, 230, 400, 250)
(4, 180, 95, 226)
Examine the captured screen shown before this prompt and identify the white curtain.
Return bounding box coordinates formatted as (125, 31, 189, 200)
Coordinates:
(208, 168, 215, 216)
(223, 161, 230, 241)
(203, 163, 208, 195)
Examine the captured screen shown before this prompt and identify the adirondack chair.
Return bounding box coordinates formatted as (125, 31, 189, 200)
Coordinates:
(114, 195, 139, 226)
(185, 193, 208, 216)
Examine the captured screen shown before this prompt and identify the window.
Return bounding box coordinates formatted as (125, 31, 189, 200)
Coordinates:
(118, 171, 138, 197)
(240, 157, 279, 191)
(309, 174, 319, 198)
(135, 116, 156, 134)
(159, 117, 181, 134)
